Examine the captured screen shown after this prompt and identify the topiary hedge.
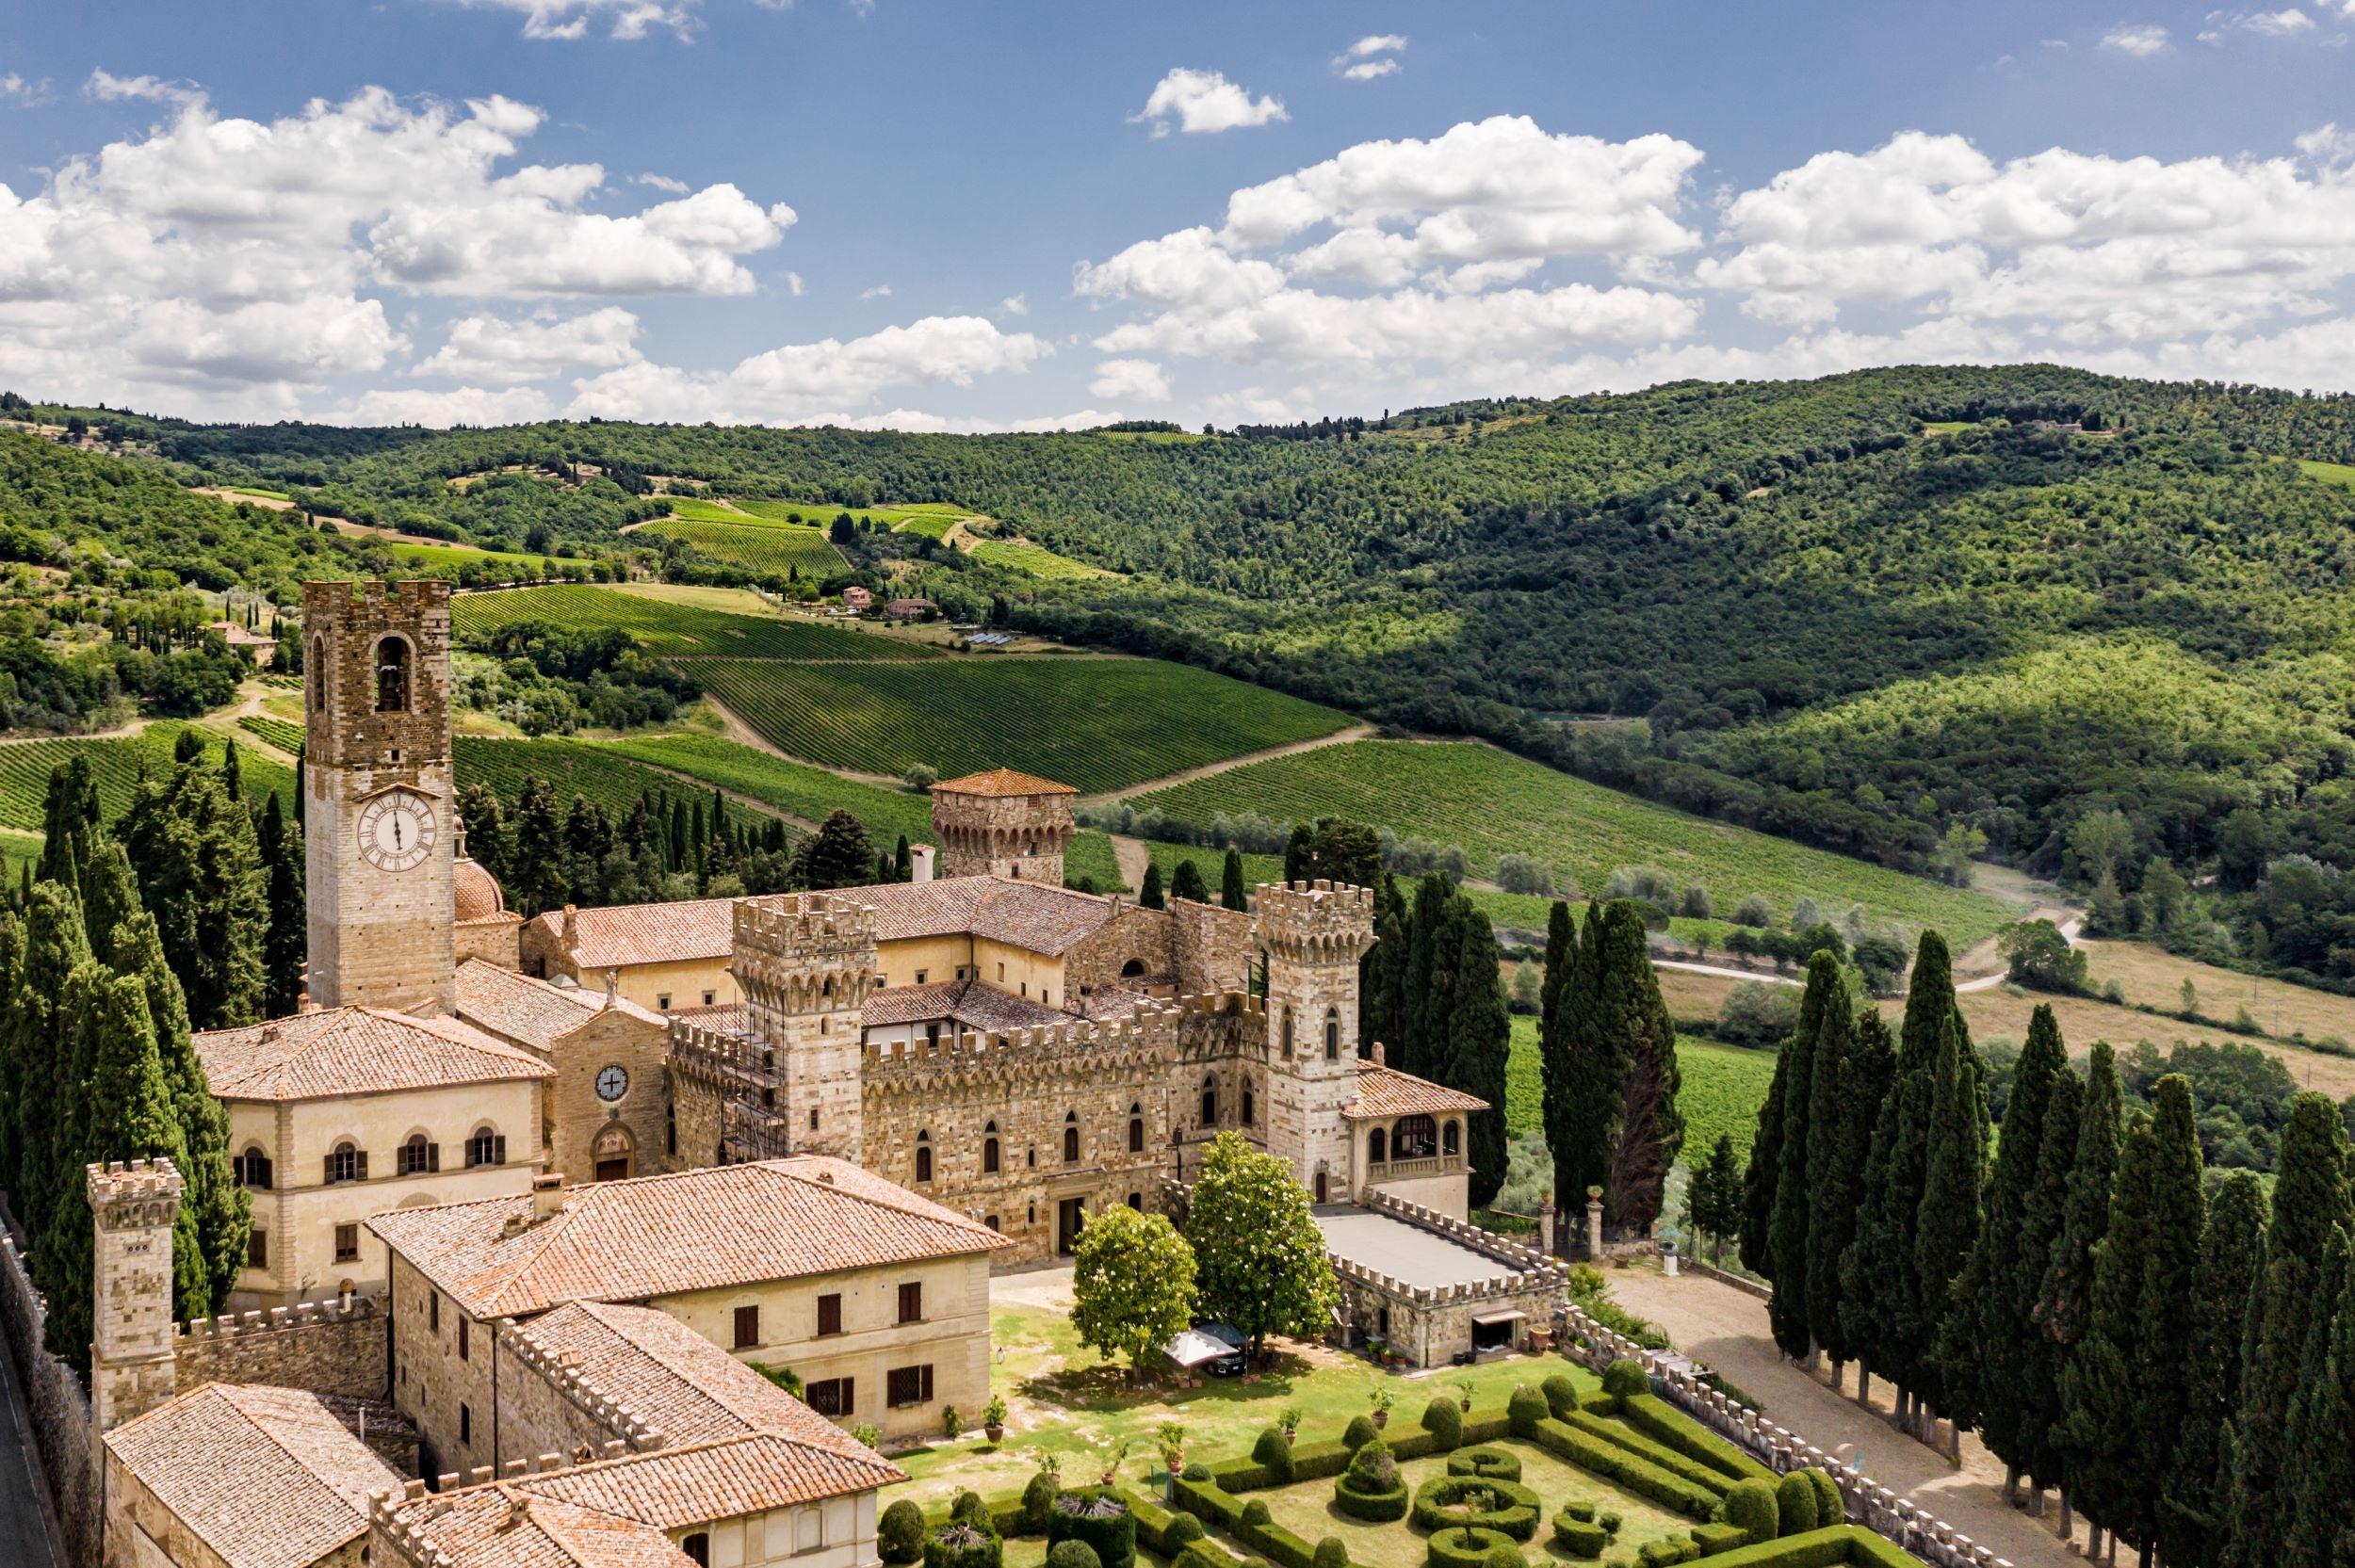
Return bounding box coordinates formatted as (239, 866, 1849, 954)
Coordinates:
(1446, 1447, 1522, 1482)
(1618, 1396, 1775, 1484)
(1551, 1512, 1610, 1560)
(1425, 1526, 1522, 1568)
(1409, 1476, 1542, 1542)
(1774, 1474, 1819, 1537)
(1529, 1417, 1720, 1519)
(1799, 1470, 1844, 1528)
(923, 1525, 1002, 1568)
(1649, 1526, 1910, 1568)
(1313, 1539, 1349, 1568)
(1558, 1411, 1738, 1497)
(1720, 1479, 1778, 1544)
(1048, 1493, 1135, 1568)
(1287, 1441, 1353, 1482)
(1333, 1440, 1409, 1523)
(1047, 1543, 1101, 1568)
(1693, 1523, 1749, 1557)
(1602, 1360, 1651, 1400)
(1342, 1414, 1380, 1452)
(1020, 1472, 1060, 1535)
(1506, 1385, 1551, 1438)
(1541, 1374, 1583, 1420)
(881, 1500, 927, 1564)
(1636, 1538, 1698, 1566)
(1253, 1428, 1297, 1485)
(1422, 1396, 1464, 1449)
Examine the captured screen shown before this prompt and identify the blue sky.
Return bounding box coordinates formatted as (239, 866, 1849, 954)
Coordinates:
(3, 0, 2352, 428)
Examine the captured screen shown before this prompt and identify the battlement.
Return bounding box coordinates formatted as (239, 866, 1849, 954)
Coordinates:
(176, 1294, 381, 1342)
(864, 998, 1178, 1079)
(301, 577, 452, 622)
(87, 1158, 182, 1227)
(1173, 989, 1267, 1020)
(497, 1317, 669, 1453)
(735, 891, 879, 957)
(1360, 1188, 1562, 1275)
(1254, 880, 1376, 961)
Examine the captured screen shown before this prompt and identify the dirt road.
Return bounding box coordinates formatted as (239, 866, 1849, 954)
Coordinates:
(1075, 723, 1377, 806)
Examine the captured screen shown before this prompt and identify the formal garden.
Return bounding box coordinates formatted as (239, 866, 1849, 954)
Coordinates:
(883, 1357, 1917, 1568)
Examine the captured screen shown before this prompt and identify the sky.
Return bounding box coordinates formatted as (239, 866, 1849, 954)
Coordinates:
(2, 0, 2353, 431)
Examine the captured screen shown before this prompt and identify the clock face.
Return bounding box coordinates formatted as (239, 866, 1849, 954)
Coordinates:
(595, 1064, 629, 1103)
(357, 790, 437, 873)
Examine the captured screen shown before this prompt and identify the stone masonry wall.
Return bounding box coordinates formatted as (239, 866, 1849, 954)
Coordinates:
(1169, 898, 1253, 996)
(171, 1298, 388, 1401)
(0, 1206, 93, 1566)
(1064, 903, 1177, 993)
(492, 1318, 665, 1470)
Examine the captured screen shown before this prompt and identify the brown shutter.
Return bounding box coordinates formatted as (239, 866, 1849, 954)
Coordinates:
(325, 1154, 336, 1185)
(356, 1150, 368, 1181)
(427, 1142, 440, 1172)
(494, 1135, 507, 1166)
(842, 1376, 854, 1414)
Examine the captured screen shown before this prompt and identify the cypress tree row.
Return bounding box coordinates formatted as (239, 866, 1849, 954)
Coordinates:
(2014, 1062, 2084, 1514)
(1398, 874, 1456, 1078)
(1911, 1006, 1986, 1454)
(1765, 954, 1836, 1360)
(2039, 1041, 2122, 1539)
(1361, 873, 1410, 1056)
(1810, 1008, 1892, 1380)
(2167, 1171, 2266, 1568)
(2280, 1234, 2355, 1568)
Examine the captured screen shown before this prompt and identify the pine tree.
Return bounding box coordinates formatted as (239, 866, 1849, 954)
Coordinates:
(1138, 863, 1165, 910)
(1600, 900, 1681, 1228)
(2015, 1060, 2084, 1507)
(258, 791, 305, 1016)
(1170, 859, 1210, 905)
(1808, 998, 1885, 1374)
(2168, 1172, 2266, 1568)
(1767, 955, 1836, 1358)
(2224, 1091, 2353, 1567)
(1221, 848, 1247, 911)
(2040, 1041, 2121, 1536)
(1446, 905, 1511, 1210)
(1941, 1003, 2065, 1490)
(117, 761, 268, 1030)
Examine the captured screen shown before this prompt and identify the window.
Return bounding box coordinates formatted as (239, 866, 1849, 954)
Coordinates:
(806, 1378, 853, 1416)
(1443, 1120, 1461, 1157)
(997, 963, 1005, 982)
(657, 994, 671, 1012)
(1282, 1007, 1294, 1055)
(246, 1228, 268, 1269)
(734, 1304, 762, 1349)
(1370, 1127, 1388, 1164)
(1200, 1076, 1218, 1127)
(1325, 1009, 1340, 1061)
(898, 1282, 923, 1324)
(1063, 1114, 1080, 1163)
(667, 1107, 677, 1157)
(430, 1293, 440, 1333)
(375, 636, 411, 713)
(1127, 1192, 1142, 1210)
(466, 1128, 505, 1168)
(325, 1141, 364, 1185)
(459, 1402, 471, 1445)
(333, 1223, 359, 1263)
(914, 970, 928, 985)
(1241, 1086, 1255, 1127)
(1128, 1105, 1144, 1153)
(925, 1023, 941, 1048)
(817, 1294, 842, 1337)
(702, 990, 716, 1007)
(234, 1147, 272, 1189)
(809, 1108, 820, 1132)
(1394, 1114, 1437, 1159)
(1120, 959, 1145, 978)
(458, 1317, 470, 1362)
(886, 1365, 934, 1407)
(682, 1534, 711, 1567)
(984, 1215, 999, 1232)
(397, 1134, 438, 1176)
(983, 1123, 1000, 1174)
(914, 1131, 933, 1185)
(310, 639, 326, 710)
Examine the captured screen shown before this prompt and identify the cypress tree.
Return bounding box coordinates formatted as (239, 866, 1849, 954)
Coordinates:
(2040, 1041, 2121, 1538)
(513, 776, 570, 915)
(1599, 900, 1681, 1227)
(1941, 1003, 2065, 1490)
(1538, 899, 1584, 1241)
(1810, 1002, 1888, 1375)
(1742, 1024, 1787, 1278)
(668, 796, 690, 872)
(1221, 848, 1247, 911)
(2281, 1234, 2355, 1568)
(1552, 901, 1615, 1214)
(2015, 1054, 2084, 1511)
(1913, 1006, 1986, 1447)
(220, 738, 241, 804)
(37, 755, 101, 886)
(1169, 859, 1210, 905)
(2131, 1076, 2204, 1567)
(117, 761, 268, 1030)
(2224, 1091, 2352, 1568)
(1361, 874, 1410, 1055)
(2061, 1102, 2155, 1560)
(77, 836, 142, 972)
(1282, 823, 1312, 884)
(2168, 1171, 2266, 1568)
(893, 834, 912, 881)
(1399, 876, 1457, 1078)
(0, 911, 19, 1192)
(1447, 906, 1511, 1209)
(795, 810, 878, 891)
(8, 881, 91, 1240)
(1138, 863, 1165, 910)
(259, 791, 305, 1016)
(1766, 955, 1836, 1358)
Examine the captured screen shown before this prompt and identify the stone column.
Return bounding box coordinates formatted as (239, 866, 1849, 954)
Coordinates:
(1585, 1191, 1603, 1260)
(1539, 1192, 1555, 1256)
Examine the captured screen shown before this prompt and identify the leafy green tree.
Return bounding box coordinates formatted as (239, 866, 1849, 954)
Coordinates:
(1304, 816, 1382, 891)
(1221, 848, 1247, 911)
(1069, 1204, 1197, 1373)
(2168, 1172, 2266, 1568)
(458, 783, 512, 883)
(1282, 824, 1312, 885)
(1998, 920, 2087, 994)
(1138, 863, 1165, 911)
(258, 791, 304, 1017)
(794, 809, 877, 891)
(117, 760, 268, 1030)
(1169, 859, 1210, 905)
(2067, 808, 2136, 888)
(512, 775, 569, 914)
(1684, 1134, 1745, 1264)
(1185, 1132, 1339, 1361)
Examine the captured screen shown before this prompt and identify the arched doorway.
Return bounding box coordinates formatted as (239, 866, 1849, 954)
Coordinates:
(593, 1124, 633, 1183)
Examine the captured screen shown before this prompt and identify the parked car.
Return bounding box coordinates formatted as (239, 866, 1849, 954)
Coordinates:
(1163, 1321, 1246, 1377)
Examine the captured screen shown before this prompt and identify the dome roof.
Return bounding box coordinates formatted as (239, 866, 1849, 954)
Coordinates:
(453, 856, 507, 922)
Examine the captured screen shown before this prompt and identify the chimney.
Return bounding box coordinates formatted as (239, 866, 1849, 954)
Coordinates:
(910, 845, 935, 884)
(561, 904, 579, 949)
(531, 1172, 564, 1222)
(1372, 1039, 1387, 1067)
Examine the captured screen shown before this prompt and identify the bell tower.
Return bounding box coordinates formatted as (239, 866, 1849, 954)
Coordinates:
(1257, 880, 1376, 1200)
(303, 579, 456, 1013)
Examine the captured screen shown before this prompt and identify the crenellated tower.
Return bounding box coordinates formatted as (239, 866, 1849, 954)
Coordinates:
(731, 893, 879, 1162)
(930, 769, 1076, 882)
(1256, 880, 1376, 1202)
(88, 1157, 183, 1439)
(302, 579, 456, 1012)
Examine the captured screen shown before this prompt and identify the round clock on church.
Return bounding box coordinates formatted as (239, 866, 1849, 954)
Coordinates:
(357, 789, 437, 873)
(595, 1064, 629, 1102)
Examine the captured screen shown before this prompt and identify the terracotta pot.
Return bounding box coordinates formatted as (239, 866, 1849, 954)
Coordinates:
(1372, 1410, 1389, 1430)
(1459, 1398, 1471, 1413)
(985, 1424, 1004, 1444)
(1284, 1431, 1296, 1447)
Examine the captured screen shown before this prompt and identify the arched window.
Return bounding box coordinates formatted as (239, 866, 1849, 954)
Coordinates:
(983, 1122, 1000, 1174)
(1369, 1127, 1387, 1164)
(325, 1140, 362, 1185)
(310, 639, 326, 711)
(465, 1126, 505, 1169)
(1282, 1007, 1294, 1055)
(1120, 959, 1145, 979)
(374, 636, 411, 714)
(1063, 1113, 1080, 1163)
(1129, 1104, 1144, 1153)
(1199, 1075, 1218, 1128)
(397, 1132, 436, 1176)
(1241, 1085, 1256, 1127)
(233, 1146, 272, 1189)
(1394, 1114, 1437, 1159)
(915, 1131, 934, 1185)
(1325, 1008, 1340, 1061)
(1442, 1120, 1460, 1157)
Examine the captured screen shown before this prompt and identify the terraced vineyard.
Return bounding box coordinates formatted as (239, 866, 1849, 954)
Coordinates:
(0, 723, 294, 832)
(693, 656, 1353, 795)
(452, 585, 933, 661)
(1135, 739, 2017, 943)
(633, 518, 844, 576)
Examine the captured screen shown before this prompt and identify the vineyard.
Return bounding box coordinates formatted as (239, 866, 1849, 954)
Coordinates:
(236, 714, 304, 754)
(632, 518, 845, 576)
(451, 736, 787, 832)
(451, 585, 934, 661)
(966, 537, 1113, 579)
(1502, 1016, 1775, 1162)
(691, 655, 1354, 796)
(602, 732, 938, 847)
(661, 497, 967, 531)
(0, 723, 295, 832)
(1132, 739, 2017, 943)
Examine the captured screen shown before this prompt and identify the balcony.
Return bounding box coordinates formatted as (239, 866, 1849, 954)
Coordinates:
(1366, 1154, 1464, 1183)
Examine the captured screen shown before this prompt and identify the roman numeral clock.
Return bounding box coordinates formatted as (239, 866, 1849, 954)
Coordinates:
(358, 787, 438, 873)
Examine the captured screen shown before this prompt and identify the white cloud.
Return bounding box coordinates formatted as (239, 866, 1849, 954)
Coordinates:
(0, 73, 52, 106)
(634, 171, 690, 193)
(1336, 34, 1405, 79)
(1089, 358, 1171, 400)
(85, 69, 199, 104)
(2100, 24, 2171, 54)
(338, 384, 555, 426)
(999, 294, 1028, 315)
(2298, 121, 2355, 169)
(1131, 68, 1287, 137)
(412, 307, 643, 382)
(444, 0, 697, 40)
(565, 315, 1049, 424)
(1341, 34, 1408, 57)
(2201, 6, 2319, 38)
(860, 283, 894, 299)
(785, 270, 806, 296)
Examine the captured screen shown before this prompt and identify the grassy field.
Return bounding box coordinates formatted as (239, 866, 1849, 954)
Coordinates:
(382, 538, 552, 572)
(1502, 1014, 1776, 1164)
(1145, 839, 1284, 895)
(2297, 459, 2355, 489)
(968, 538, 1114, 579)
(663, 497, 966, 531)
(634, 518, 846, 576)
(0, 723, 294, 832)
(1133, 740, 2018, 944)
(453, 585, 934, 661)
(694, 657, 1353, 796)
(894, 511, 966, 542)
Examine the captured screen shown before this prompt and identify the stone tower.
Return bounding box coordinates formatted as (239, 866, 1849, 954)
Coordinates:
(732, 893, 878, 1162)
(1257, 880, 1376, 1202)
(303, 579, 456, 1013)
(930, 768, 1076, 882)
(88, 1157, 182, 1438)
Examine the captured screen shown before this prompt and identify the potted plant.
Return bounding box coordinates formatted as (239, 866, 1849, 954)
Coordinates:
(1455, 1379, 1476, 1414)
(941, 1405, 963, 1441)
(1278, 1406, 1303, 1446)
(983, 1395, 1008, 1445)
(853, 1422, 883, 1452)
(1370, 1387, 1397, 1430)
(1157, 1421, 1186, 1476)
(1100, 1437, 1132, 1487)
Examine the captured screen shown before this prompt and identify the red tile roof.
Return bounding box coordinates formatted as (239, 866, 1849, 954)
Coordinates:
(932, 768, 1075, 797)
(528, 898, 740, 970)
(194, 1007, 552, 1102)
(456, 959, 663, 1051)
(860, 978, 1066, 1031)
(1342, 1062, 1491, 1120)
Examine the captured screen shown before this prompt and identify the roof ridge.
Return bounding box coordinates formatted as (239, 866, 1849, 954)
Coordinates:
(760, 1158, 999, 1237)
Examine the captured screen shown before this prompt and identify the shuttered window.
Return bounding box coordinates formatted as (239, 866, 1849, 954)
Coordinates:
(817, 1294, 842, 1336)
(885, 1365, 934, 1407)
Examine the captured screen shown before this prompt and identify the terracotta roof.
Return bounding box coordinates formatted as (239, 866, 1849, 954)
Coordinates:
(103, 1382, 399, 1568)
(365, 1155, 1008, 1319)
(1074, 982, 1158, 1021)
(528, 898, 739, 970)
(932, 768, 1075, 797)
(195, 1007, 552, 1103)
(455, 857, 512, 923)
(511, 1301, 891, 1459)
(1343, 1062, 1491, 1120)
(380, 1487, 691, 1568)
(861, 978, 1066, 1032)
(457, 959, 663, 1051)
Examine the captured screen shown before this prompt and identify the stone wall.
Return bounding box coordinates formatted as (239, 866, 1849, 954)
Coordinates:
(453, 914, 523, 970)
(0, 1207, 93, 1566)
(1169, 898, 1253, 996)
(493, 1318, 667, 1468)
(171, 1297, 388, 1401)
(1064, 903, 1177, 992)
(1563, 1305, 1994, 1568)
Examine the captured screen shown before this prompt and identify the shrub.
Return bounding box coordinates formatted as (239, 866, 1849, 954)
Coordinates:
(1598, 1513, 1621, 1534)
(881, 1501, 928, 1564)
(1529, 1417, 1719, 1518)
(1021, 1472, 1059, 1535)
(1241, 1500, 1272, 1528)
(1553, 1513, 1609, 1560)
(1048, 1544, 1102, 1568)
(1288, 1440, 1353, 1481)
(1049, 1493, 1135, 1568)
(1636, 1541, 1697, 1567)
(1446, 1447, 1522, 1482)
(1410, 1476, 1543, 1541)
(1774, 1474, 1818, 1537)
(1426, 1526, 1522, 1568)
(1422, 1395, 1464, 1449)
(1163, 1513, 1206, 1549)
(924, 1525, 1002, 1568)
(1314, 1540, 1349, 1568)
(1563, 1502, 1596, 1524)
(1541, 1374, 1583, 1419)
(1182, 1463, 1211, 1483)
(1253, 1427, 1296, 1485)
(1692, 1524, 1748, 1557)
(1343, 1414, 1380, 1452)
(1603, 1360, 1650, 1400)
(1507, 1385, 1551, 1438)
(1484, 1544, 1524, 1568)
(1802, 1470, 1843, 1527)
(952, 1494, 990, 1528)
(1720, 1480, 1778, 1544)
(1334, 1440, 1408, 1523)
(1175, 1545, 1230, 1568)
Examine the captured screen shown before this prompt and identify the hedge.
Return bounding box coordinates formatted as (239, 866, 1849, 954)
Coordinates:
(1240, 1515, 1320, 1568)
(1176, 1544, 1240, 1568)
(881, 1501, 927, 1565)
(1172, 1476, 1245, 1531)
(1665, 1526, 1915, 1568)
(1694, 1523, 1750, 1557)
(1560, 1410, 1738, 1497)
(1422, 1396, 1465, 1449)
(1721, 1479, 1778, 1544)
(1333, 1475, 1411, 1523)
(1507, 1386, 1551, 1438)
(1551, 1512, 1610, 1560)
(922, 1526, 1002, 1568)
(1343, 1414, 1380, 1452)
(1618, 1396, 1776, 1484)
(1115, 1490, 1194, 1558)
(1409, 1476, 1541, 1542)
(1602, 1360, 1651, 1399)
(1637, 1539, 1698, 1566)
(1540, 1375, 1582, 1420)
(1289, 1441, 1353, 1482)
(1799, 1469, 1845, 1528)
(1425, 1527, 1522, 1568)
(1254, 1428, 1298, 1485)
(1048, 1494, 1135, 1568)
(1446, 1447, 1522, 1482)
(1461, 1414, 1512, 1446)
(1775, 1475, 1820, 1536)
(1047, 1544, 1101, 1568)
(1530, 1417, 1720, 1519)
